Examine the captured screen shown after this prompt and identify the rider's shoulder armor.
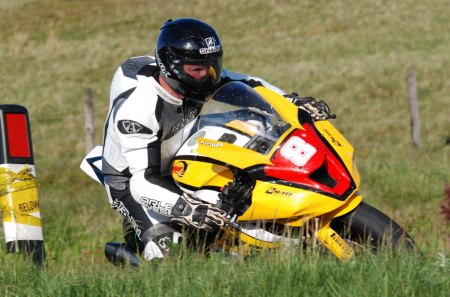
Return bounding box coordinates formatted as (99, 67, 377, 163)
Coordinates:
(120, 56, 157, 79)
(110, 56, 158, 103)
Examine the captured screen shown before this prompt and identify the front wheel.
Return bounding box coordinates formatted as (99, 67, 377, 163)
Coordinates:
(330, 202, 417, 252)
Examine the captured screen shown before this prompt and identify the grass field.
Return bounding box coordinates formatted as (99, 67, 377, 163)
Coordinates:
(0, 0, 449, 296)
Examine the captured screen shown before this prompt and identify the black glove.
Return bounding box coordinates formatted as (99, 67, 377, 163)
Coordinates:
(171, 193, 229, 230)
(218, 180, 253, 217)
(285, 93, 336, 121)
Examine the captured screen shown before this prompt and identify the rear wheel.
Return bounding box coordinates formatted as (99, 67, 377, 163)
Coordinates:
(330, 202, 416, 252)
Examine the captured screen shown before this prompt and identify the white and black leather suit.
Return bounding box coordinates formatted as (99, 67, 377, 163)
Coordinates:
(102, 55, 286, 260)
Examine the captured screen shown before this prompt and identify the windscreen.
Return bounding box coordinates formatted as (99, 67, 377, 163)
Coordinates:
(194, 82, 291, 155)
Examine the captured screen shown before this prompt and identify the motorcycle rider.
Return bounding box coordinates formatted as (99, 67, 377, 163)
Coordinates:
(102, 18, 333, 263)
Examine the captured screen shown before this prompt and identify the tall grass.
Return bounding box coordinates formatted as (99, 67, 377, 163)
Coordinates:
(1, 248, 449, 297)
(0, 0, 449, 295)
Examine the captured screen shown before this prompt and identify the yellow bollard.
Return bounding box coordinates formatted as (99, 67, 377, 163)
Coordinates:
(0, 104, 45, 265)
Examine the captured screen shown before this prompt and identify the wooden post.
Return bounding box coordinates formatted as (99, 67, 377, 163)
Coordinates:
(84, 88, 95, 153)
(407, 68, 421, 147)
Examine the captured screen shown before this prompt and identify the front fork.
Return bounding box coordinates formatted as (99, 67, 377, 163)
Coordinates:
(315, 218, 354, 260)
(315, 193, 363, 260)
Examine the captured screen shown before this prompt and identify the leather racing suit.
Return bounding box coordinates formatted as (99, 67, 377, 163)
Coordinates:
(102, 55, 286, 260)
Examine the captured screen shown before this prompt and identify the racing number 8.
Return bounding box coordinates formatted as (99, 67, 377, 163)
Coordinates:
(280, 136, 316, 166)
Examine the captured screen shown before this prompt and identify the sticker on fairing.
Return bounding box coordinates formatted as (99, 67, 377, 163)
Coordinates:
(280, 136, 316, 166)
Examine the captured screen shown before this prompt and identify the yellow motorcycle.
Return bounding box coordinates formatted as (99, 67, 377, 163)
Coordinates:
(170, 81, 415, 260)
(81, 81, 415, 264)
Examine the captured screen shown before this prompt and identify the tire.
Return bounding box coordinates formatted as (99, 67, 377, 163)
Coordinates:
(330, 202, 416, 252)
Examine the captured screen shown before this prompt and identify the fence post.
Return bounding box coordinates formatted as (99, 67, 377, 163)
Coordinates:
(407, 67, 421, 147)
(84, 88, 95, 153)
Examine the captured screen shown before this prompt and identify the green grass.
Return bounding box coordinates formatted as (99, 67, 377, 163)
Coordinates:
(1, 249, 449, 297)
(0, 0, 449, 295)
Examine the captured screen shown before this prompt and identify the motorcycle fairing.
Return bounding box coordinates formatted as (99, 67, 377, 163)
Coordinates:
(172, 82, 361, 223)
(172, 156, 233, 191)
(238, 180, 360, 222)
(265, 126, 354, 199)
(314, 120, 361, 187)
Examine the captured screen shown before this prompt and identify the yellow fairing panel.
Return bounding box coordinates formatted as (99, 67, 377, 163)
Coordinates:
(253, 86, 301, 128)
(239, 181, 357, 222)
(172, 159, 233, 188)
(196, 138, 273, 169)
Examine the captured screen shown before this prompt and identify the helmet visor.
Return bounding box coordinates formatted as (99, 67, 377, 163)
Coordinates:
(169, 53, 223, 96)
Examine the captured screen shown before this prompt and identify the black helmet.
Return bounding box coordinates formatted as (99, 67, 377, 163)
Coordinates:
(155, 18, 223, 99)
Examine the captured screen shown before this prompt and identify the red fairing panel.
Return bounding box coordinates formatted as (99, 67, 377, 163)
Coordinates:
(265, 124, 351, 197)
